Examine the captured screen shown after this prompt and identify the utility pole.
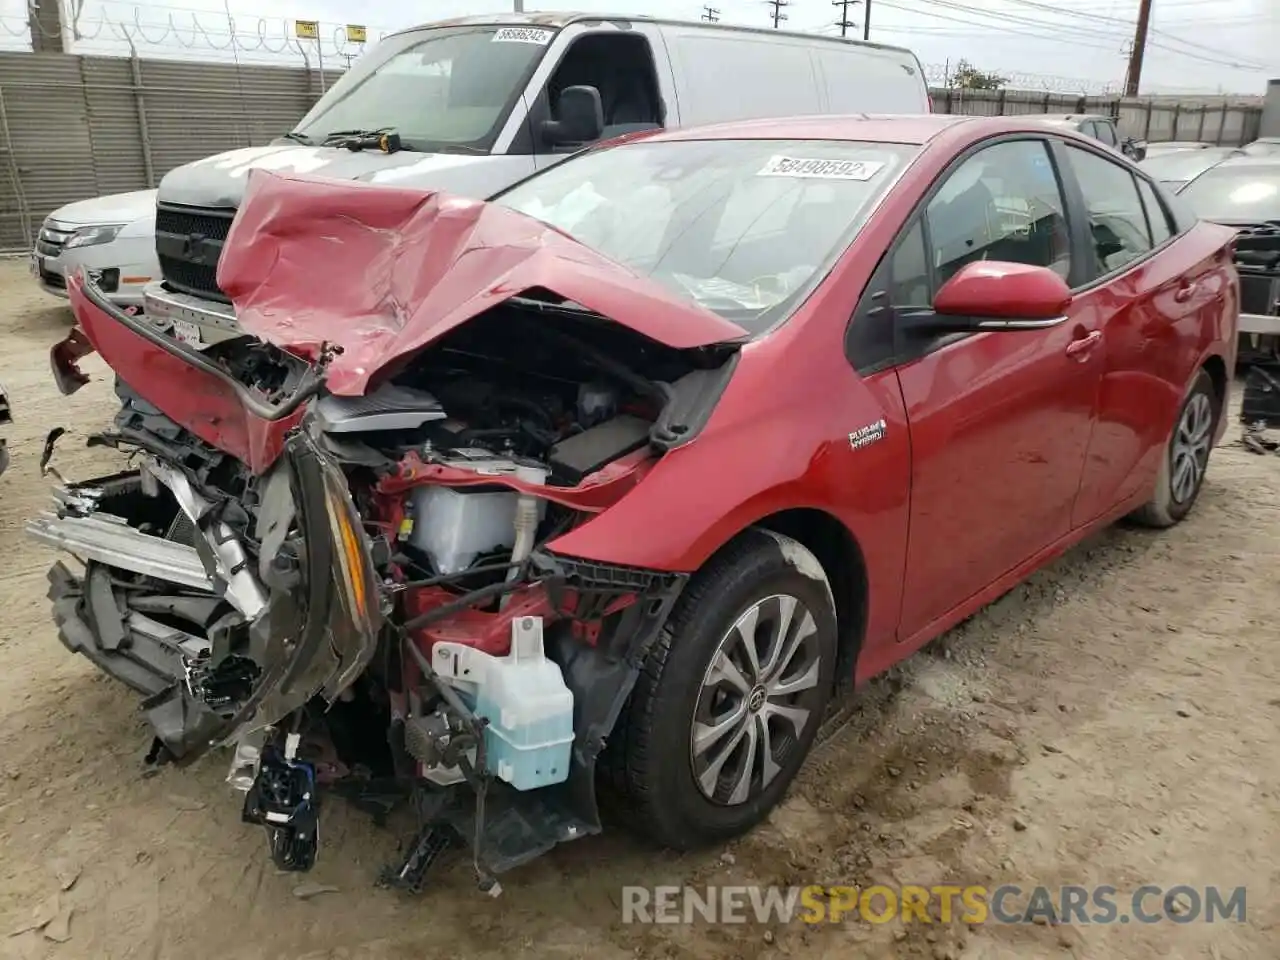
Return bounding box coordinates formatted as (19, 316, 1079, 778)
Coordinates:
(832, 0, 859, 37)
(28, 0, 66, 52)
(863, 0, 871, 40)
(702, 5, 721, 21)
(514, 0, 524, 11)
(1124, 0, 1153, 96)
(766, 0, 789, 29)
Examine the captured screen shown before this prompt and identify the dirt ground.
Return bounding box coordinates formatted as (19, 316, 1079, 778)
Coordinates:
(0, 257, 1277, 960)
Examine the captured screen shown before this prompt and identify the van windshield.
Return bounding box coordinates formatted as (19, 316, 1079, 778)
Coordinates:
(291, 25, 556, 153)
(497, 138, 917, 333)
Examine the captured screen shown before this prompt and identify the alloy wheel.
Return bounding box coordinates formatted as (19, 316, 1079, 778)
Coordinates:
(690, 593, 826, 806)
(1170, 392, 1213, 504)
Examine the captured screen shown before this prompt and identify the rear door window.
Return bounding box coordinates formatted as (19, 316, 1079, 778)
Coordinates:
(1063, 145, 1153, 276)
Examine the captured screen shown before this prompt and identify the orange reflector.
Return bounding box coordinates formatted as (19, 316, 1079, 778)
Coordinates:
(334, 501, 369, 620)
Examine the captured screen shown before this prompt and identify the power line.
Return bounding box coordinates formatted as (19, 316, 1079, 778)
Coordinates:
(701, 5, 720, 21)
(992, 0, 1269, 70)
(766, 0, 789, 29)
(886, 0, 1269, 73)
(832, 0, 859, 37)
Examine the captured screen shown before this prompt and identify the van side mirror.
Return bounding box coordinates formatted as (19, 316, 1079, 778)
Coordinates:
(541, 85, 604, 146)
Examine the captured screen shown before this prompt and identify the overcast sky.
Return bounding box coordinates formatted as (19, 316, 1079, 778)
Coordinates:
(3, 0, 1276, 94)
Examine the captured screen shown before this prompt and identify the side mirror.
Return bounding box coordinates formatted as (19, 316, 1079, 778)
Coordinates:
(904, 261, 1072, 334)
(541, 85, 604, 146)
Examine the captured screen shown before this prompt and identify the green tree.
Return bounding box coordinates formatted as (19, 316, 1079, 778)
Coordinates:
(951, 59, 1008, 90)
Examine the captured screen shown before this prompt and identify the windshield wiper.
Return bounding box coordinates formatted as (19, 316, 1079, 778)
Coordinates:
(321, 127, 409, 154)
(281, 131, 313, 145)
(322, 127, 394, 144)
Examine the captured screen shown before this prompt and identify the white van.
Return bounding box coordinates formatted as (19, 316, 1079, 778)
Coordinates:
(139, 13, 929, 340)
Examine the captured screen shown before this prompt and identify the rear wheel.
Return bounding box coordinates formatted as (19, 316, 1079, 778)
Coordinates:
(609, 529, 837, 851)
(1131, 369, 1218, 528)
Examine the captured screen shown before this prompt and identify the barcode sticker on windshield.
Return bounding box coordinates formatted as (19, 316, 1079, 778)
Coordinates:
(757, 156, 886, 180)
(492, 27, 554, 45)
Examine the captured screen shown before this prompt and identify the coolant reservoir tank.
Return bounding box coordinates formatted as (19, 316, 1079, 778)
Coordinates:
(431, 617, 574, 791)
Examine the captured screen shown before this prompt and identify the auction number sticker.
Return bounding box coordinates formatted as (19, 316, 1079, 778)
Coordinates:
(492, 27, 554, 44)
(757, 156, 886, 180)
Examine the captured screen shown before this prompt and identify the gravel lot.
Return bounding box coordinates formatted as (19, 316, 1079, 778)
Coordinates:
(0, 257, 1277, 960)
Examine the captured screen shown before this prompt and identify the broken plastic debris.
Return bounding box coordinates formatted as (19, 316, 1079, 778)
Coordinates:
(43, 905, 73, 943)
(292, 882, 340, 900)
(9, 893, 59, 937)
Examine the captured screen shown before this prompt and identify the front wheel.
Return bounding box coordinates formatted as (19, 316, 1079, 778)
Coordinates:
(1130, 369, 1218, 528)
(609, 529, 838, 851)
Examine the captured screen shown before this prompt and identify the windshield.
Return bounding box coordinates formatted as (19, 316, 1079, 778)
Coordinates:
(291, 25, 555, 153)
(497, 138, 916, 333)
(1178, 163, 1280, 223)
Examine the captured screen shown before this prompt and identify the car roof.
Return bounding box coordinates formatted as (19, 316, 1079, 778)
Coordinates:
(634, 114, 1086, 147)
(389, 11, 919, 56)
(1037, 114, 1105, 124)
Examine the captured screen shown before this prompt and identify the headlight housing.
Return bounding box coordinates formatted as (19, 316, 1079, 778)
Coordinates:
(64, 224, 125, 249)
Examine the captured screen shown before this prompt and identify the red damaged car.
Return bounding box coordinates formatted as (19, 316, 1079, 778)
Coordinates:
(31, 115, 1237, 890)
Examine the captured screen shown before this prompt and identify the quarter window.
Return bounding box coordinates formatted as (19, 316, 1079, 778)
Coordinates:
(1136, 177, 1174, 246)
(889, 219, 931, 309)
(1064, 145, 1153, 275)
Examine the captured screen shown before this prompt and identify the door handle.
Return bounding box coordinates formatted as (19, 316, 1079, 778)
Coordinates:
(1173, 281, 1198, 304)
(1065, 330, 1102, 359)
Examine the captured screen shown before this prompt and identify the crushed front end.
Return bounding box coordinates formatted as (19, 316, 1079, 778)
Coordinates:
(31, 266, 730, 891)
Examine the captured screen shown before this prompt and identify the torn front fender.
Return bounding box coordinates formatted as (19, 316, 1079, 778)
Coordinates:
(217, 170, 748, 397)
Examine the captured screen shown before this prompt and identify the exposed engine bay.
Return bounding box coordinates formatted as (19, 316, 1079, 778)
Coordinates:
(30, 289, 742, 892)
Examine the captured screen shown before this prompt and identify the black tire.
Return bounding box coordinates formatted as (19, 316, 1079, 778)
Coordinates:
(607, 528, 838, 851)
(1130, 369, 1219, 528)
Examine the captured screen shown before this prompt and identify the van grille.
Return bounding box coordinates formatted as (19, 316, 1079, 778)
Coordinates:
(155, 203, 237, 303)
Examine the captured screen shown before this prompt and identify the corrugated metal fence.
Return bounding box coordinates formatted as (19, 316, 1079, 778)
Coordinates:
(931, 88, 1264, 147)
(0, 50, 1265, 254)
(0, 51, 332, 252)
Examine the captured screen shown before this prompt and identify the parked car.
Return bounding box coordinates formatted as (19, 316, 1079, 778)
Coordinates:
(1144, 140, 1216, 158)
(31, 190, 159, 311)
(1175, 154, 1280, 362)
(1241, 137, 1280, 157)
(1035, 113, 1146, 161)
(135, 12, 931, 345)
(1139, 145, 1243, 191)
(34, 113, 1237, 892)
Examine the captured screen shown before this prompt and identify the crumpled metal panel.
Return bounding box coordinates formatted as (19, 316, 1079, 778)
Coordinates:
(217, 169, 747, 397)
